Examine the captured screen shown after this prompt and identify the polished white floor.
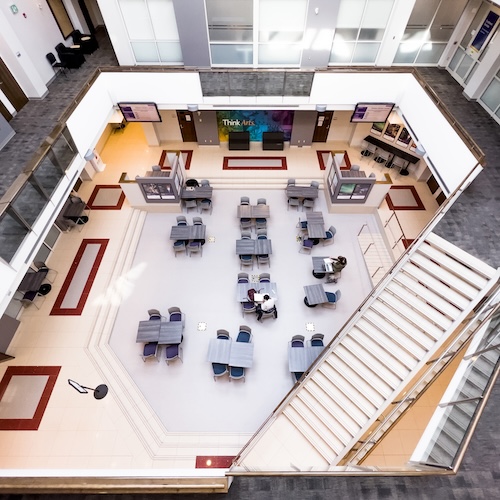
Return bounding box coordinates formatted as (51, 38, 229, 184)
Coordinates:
(0, 124, 439, 470)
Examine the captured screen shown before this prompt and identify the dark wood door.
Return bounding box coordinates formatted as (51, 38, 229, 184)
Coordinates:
(0, 59, 28, 120)
(78, 0, 95, 33)
(177, 111, 197, 142)
(312, 111, 333, 142)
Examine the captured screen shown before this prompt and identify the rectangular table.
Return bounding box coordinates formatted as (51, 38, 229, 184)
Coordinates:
(303, 284, 328, 306)
(136, 320, 183, 344)
(207, 338, 254, 368)
(235, 239, 273, 256)
(306, 212, 326, 239)
(237, 205, 270, 218)
(340, 170, 366, 178)
(237, 282, 278, 302)
(288, 345, 325, 372)
(312, 256, 336, 275)
(181, 186, 213, 200)
(136, 320, 161, 343)
(170, 225, 206, 240)
(286, 185, 319, 199)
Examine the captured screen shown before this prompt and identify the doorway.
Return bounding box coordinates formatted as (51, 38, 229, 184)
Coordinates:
(0, 59, 28, 120)
(78, 0, 95, 33)
(177, 111, 197, 142)
(312, 111, 333, 142)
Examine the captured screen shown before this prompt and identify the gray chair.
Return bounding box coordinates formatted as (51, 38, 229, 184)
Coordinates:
(33, 261, 58, 283)
(241, 301, 256, 317)
(200, 179, 210, 187)
(241, 230, 252, 239)
(350, 164, 360, 171)
(187, 240, 202, 257)
(391, 156, 407, 172)
(168, 306, 185, 326)
(288, 197, 300, 211)
(257, 254, 270, 268)
(240, 196, 250, 205)
(148, 308, 162, 320)
(192, 216, 203, 225)
(176, 215, 187, 226)
(310, 181, 319, 189)
(199, 198, 212, 214)
(173, 240, 186, 257)
(255, 217, 267, 230)
(184, 199, 198, 213)
(151, 165, 161, 171)
(259, 273, 271, 283)
(302, 198, 315, 211)
(240, 218, 253, 231)
(360, 141, 376, 158)
(256, 229, 267, 239)
(238, 272, 249, 283)
(287, 178, 296, 186)
(240, 254, 254, 270)
(291, 335, 305, 347)
(373, 150, 390, 166)
(217, 329, 230, 340)
(257, 198, 266, 205)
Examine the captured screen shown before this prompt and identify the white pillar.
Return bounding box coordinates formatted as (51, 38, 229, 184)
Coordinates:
(376, 0, 417, 66)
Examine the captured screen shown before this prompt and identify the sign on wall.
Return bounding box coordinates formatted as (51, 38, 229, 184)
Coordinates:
(216, 110, 294, 142)
(471, 11, 499, 52)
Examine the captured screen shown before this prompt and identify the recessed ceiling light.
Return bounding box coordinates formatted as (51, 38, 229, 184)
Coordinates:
(306, 323, 315, 332)
(198, 322, 207, 331)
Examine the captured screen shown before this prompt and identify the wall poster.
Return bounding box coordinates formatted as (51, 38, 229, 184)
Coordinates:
(396, 127, 412, 148)
(371, 122, 385, 136)
(383, 123, 401, 142)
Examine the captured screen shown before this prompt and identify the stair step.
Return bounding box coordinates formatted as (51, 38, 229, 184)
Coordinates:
(402, 263, 469, 310)
(304, 380, 361, 436)
(417, 242, 489, 290)
(378, 291, 446, 340)
(292, 393, 349, 449)
(426, 232, 496, 279)
(356, 313, 425, 373)
(370, 302, 434, 351)
(282, 407, 333, 464)
(321, 358, 378, 417)
(312, 372, 369, 427)
(409, 253, 479, 300)
(385, 282, 453, 330)
(341, 335, 404, 387)
(330, 349, 390, 402)
(394, 272, 462, 320)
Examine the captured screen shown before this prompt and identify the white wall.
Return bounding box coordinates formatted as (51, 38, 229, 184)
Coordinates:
(155, 110, 183, 142)
(329, 111, 355, 143)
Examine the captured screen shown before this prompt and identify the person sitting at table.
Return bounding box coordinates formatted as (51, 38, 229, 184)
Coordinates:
(256, 294, 277, 321)
(330, 256, 347, 272)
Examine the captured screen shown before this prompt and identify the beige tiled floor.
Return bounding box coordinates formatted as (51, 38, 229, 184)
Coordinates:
(0, 123, 442, 472)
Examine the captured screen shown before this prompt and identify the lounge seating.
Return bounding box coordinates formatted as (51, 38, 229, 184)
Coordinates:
(55, 43, 85, 69)
(70, 29, 99, 54)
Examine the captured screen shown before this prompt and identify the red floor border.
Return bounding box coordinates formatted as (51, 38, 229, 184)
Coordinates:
(87, 185, 125, 210)
(195, 456, 236, 468)
(223, 156, 287, 170)
(0, 366, 61, 430)
(385, 185, 425, 211)
(159, 150, 193, 170)
(50, 239, 109, 316)
(317, 151, 351, 171)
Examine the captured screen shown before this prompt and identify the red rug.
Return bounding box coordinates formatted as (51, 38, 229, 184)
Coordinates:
(317, 151, 351, 170)
(87, 185, 125, 210)
(223, 156, 287, 170)
(159, 150, 193, 170)
(195, 456, 236, 468)
(385, 186, 425, 211)
(0, 366, 60, 430)
(50, 239, 108, 316)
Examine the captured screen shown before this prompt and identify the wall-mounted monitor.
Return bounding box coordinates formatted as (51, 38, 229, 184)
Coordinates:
(350, 102, 395, 123)
(117, 102, 162, 122)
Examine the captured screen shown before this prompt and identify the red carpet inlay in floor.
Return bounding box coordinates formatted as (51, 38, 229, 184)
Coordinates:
(223, 156, 287, 170)
(50, 239, 108, 316)
(385, 185, 425, 211)
(87, 184, 125, 210)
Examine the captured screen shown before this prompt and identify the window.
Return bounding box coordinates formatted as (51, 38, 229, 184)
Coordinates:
(329, 0, 394, 65)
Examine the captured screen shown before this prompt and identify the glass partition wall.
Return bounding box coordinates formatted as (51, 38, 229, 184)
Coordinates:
(0, 127, 78, 263)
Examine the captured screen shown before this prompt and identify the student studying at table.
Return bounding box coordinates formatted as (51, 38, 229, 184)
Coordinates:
(256, 294, 277, 321)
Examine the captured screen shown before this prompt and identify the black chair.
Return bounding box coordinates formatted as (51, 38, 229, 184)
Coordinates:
(70, 29, 99, 54)
(55, 43, 85, 69)
(46, 52, 67, 77)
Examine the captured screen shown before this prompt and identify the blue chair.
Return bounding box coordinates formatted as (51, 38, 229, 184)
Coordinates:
(236, 326, 252, 343)
(310, 333, 324, 347)
(148, 309, 162, 320)
(323, 226, 336, 246)
(300, 238, 314, 254)
(199, 198, 212, 214)
(173, 239, 186, 257)
(323, 290, 341, 309)
(229, 365, 245, 382)
(259, 273, 270, 283)
(141, 342, 159, 362)
(165, 344, 182, 365)
(240, 254, 253, 270)
(168, 306, 185, 326)
(241, 301, 256, 318)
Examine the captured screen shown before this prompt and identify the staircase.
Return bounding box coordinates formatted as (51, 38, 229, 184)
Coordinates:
(233, 232, 499, 471)
(420, 347, 499, 466)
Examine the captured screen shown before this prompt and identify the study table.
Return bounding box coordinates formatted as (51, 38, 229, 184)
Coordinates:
(237, 282, 278, 302)
(288, 345, 324, 372)
(364, 135, 420, 165)
(207, 338, 254, 368)
(181, 186, 213, 200)
(305, 212, 326, 239)
(136, 320, 183, 344)
(312, 256, 336, 278)
(286, 185, 319, 199)
(237, 205, 270, 218)
(170, 224, 206, 241)
(303, 283, 328, 307)
(235, 239, 273, 256)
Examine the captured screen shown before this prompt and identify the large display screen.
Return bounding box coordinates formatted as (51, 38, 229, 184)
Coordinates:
(118, 102, 162, 122)
(350, 103, 395, 123)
